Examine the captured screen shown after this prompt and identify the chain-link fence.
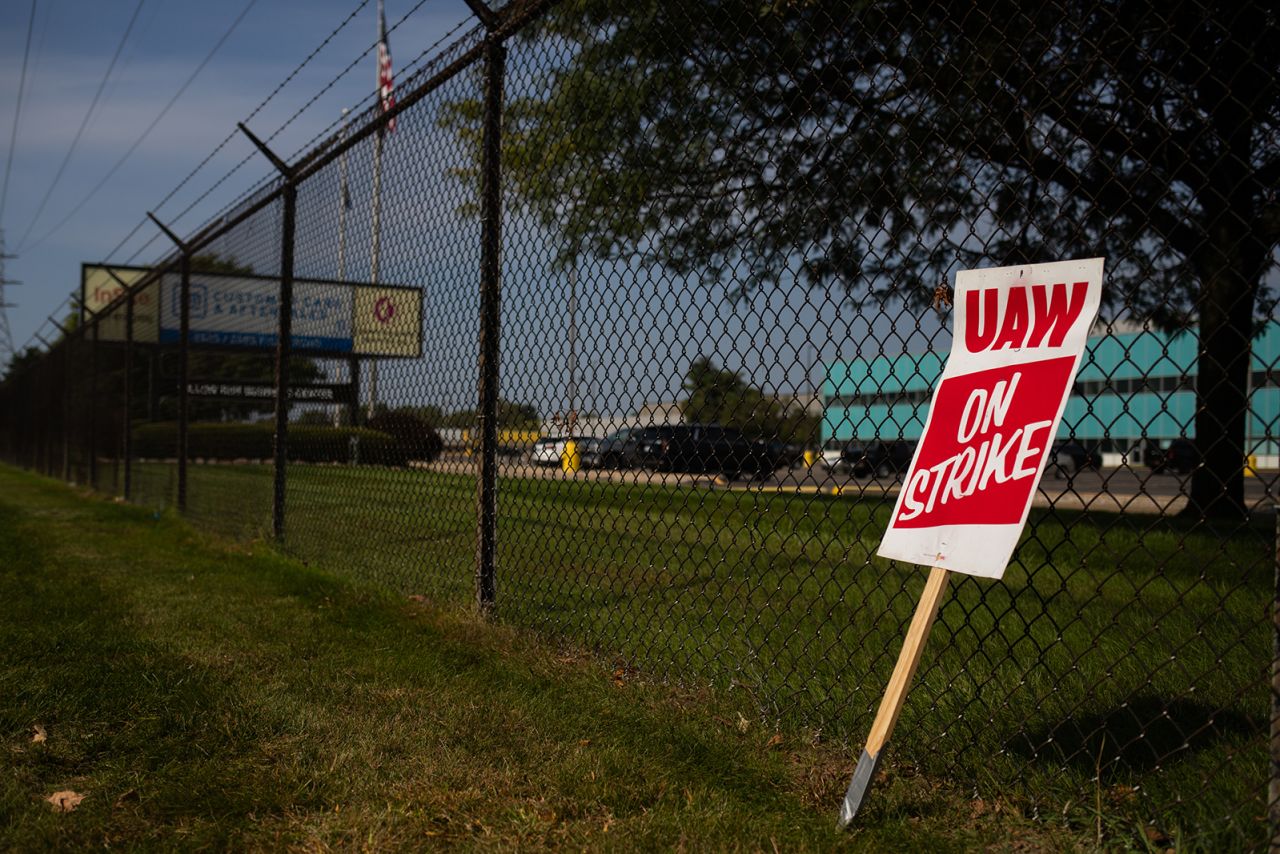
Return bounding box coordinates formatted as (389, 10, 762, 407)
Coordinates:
(2, 0, 1277, 847)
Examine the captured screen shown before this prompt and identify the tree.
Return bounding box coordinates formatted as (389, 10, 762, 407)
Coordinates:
(1, 346, 42, 383)
(684, 356, 819, 444)
(371, 402, 445, 427)
(438, 399, 540, 429)
(469, 0, 1278, 517)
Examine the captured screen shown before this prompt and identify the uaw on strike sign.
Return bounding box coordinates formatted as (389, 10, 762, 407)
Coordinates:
(878, 258, 1104, 579)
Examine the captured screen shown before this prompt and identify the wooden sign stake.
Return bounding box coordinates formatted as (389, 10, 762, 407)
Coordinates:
(838, 565, 950, 828)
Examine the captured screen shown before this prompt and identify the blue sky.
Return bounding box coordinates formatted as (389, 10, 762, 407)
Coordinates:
(0, 0, 475, 354)
(0, 0, 947, 420)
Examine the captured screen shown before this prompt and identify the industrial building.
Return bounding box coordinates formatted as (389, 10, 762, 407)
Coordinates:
(822, 323, 1280, 466)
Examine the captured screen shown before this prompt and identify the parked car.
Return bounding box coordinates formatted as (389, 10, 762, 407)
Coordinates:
(594, 427, 639, 469)
(575, 437, 605, 468)
(631, 424, 783, 478)
(530, 435, 594, 467)
(1047, 441, 1101, 478)
(820, 437, 847, 470)
(1149, 438, 1199, 475)
(843, 440, 918, 478)
(768, 440, 805, 470)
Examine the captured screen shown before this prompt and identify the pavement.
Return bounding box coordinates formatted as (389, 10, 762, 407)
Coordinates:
(419, 453, 1280, 516)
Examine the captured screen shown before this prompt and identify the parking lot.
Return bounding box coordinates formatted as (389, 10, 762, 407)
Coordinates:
(427, 452, 1280, 516)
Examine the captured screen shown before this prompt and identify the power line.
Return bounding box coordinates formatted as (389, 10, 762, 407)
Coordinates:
(0, 0, 38, 227)
(101, 0, 373, 265)
(16, 0, 147, 251)
(0, 2, 38, 359)
(23, 0, 259, 256)
(104, 0, 452, 269)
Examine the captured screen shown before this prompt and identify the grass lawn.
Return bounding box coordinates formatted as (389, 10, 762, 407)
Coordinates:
(0, 465, 1109, 850)
(113, 460, 1273, 849)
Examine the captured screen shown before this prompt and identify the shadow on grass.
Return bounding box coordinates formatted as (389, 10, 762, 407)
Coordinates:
(1007, 696, 1261, 776)
(0, 504, 324, 847)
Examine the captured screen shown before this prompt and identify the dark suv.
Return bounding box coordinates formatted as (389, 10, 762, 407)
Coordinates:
(594, 427, 638, 469)
(1149, 438, 1199, 475)
(1047, 441, 1100, 478)
(843, 440, 918, 478)
(631, 424, 780, 477)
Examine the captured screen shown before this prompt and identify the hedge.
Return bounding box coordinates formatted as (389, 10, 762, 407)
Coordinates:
(131, 422, 412, 466)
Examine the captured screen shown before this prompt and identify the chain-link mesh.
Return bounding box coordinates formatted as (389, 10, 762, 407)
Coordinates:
(2, 0, 1277, 848)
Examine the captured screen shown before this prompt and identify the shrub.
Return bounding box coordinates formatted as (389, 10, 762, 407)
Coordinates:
(131, 422, 409, 467)
(366, 411, 444, 462)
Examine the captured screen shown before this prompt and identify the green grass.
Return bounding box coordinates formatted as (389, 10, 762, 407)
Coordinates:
(122, 460, 1271, 849)
(0, 466, 1092, 850)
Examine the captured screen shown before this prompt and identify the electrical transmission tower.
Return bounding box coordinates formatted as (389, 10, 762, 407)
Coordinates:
(0, 229, 17, 362)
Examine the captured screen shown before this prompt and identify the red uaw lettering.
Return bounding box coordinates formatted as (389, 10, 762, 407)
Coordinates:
(965, 288, 1000, 351)
(1027, 281, 1088, 348)
(965, 281, 1089, 351)
(990, 287, 1029, 350)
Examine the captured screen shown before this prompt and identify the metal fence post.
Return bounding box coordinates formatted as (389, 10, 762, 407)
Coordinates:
(235, 121, 297, 544)
(475, 32, 505, 615)
(348, 356, 361, 428)
(89, 319, 99, 490)
(1272, 506, 1279, 853)
(273, 181, 296, 542)
(178, 252, 190, 512)
(123, 289, 134, 500)
(60, 339, 70, 481)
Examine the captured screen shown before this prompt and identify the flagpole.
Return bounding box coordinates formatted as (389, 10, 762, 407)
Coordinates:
(338, 108, 350, 283)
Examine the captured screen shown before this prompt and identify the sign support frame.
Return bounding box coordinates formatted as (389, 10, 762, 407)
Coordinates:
(838, 564, 950, 827)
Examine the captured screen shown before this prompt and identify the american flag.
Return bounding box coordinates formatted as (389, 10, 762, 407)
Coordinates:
(377, 0, 396, 133)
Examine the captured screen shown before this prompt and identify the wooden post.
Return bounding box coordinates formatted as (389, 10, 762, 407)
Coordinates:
(838, 565, 950, 827)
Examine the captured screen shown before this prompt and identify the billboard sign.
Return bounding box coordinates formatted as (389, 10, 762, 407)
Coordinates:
(81, 264, 159, 343)
(150, 271, 423, 358)
(159, 273, 354, 352)
(353, 285, 423, 357)
(876, 258, 1104, 579)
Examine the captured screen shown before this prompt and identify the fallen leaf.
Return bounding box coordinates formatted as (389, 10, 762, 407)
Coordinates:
(32, 725, 47, 744)
(408, 594, 427, 603)
(765, 733, 783, 749)
(737, 712, 750, 733)
(47, 791, 84, 812)
(612, 668, 626, 688)
(579, 738, 592, 746)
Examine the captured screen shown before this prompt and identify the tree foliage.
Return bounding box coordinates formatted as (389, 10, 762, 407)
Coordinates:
(498, 0, 1277, 307)
(683, 356, 818, 444)
(438, 399, 540, 429)
(465, 0, 1278, 515)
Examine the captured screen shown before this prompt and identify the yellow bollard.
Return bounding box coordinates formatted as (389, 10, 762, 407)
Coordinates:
(561, 439, 581, 473)
(1245, 454, 1258, 478)
(803, 449, 819, 468)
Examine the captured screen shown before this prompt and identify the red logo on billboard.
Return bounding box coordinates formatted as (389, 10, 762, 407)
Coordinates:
(893, 357, 1075, 528)
(373, 296, 396, 324)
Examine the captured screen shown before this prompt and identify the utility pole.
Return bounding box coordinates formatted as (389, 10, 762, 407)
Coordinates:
(566, 262, 578, 431)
